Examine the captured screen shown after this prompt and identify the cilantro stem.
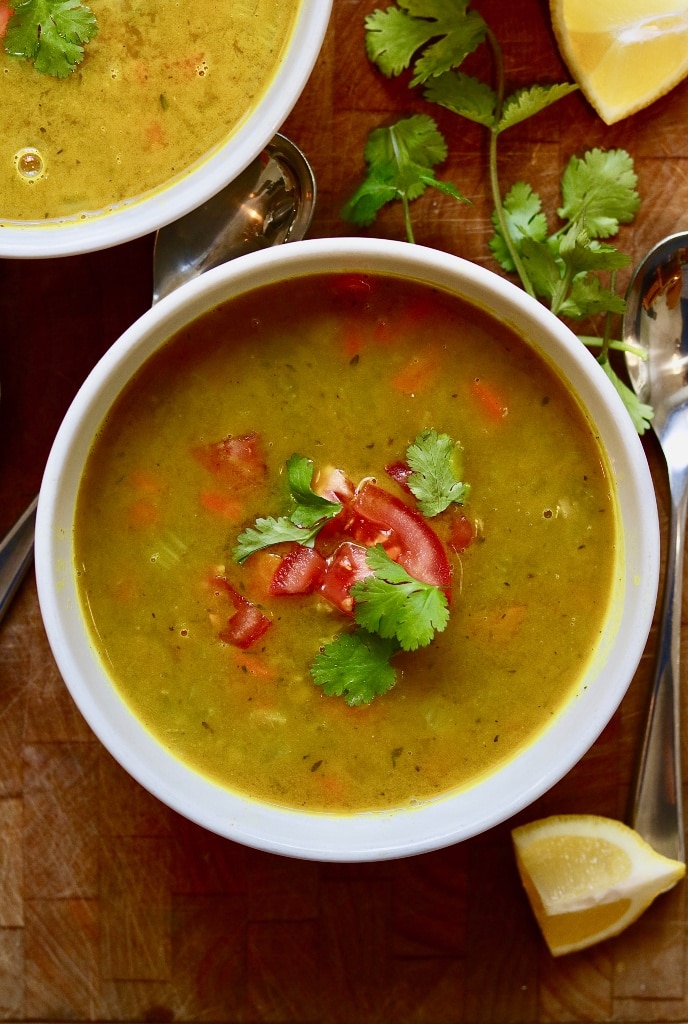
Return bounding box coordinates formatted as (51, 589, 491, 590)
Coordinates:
(388, 122, 416, 243)
(579, 336, 647, 358)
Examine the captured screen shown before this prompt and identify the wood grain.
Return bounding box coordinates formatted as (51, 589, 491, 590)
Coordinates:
(1, 0, 688, 1019)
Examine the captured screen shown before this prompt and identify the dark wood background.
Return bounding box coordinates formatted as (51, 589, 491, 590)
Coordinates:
(1, 0, 687, 1019)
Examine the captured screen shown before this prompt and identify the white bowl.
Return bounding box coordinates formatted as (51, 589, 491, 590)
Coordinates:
(0, 2, 331, 259)
(35, 238, 660, 861)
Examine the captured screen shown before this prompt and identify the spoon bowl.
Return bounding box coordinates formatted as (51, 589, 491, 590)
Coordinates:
(623, 231, 688, 863)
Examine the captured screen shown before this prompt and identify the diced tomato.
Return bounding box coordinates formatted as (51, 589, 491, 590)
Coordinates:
(350, 481, 452, 594)
(0, 1, 11, 38)
(193, 432, 267, 488)
(330, 274, 373, 304)
(385, 460, 413, 493)
(219, 600, 272, 650)
(448, 513, 475, 553)
(269, 545, 326, 596)
(313, 465, 355, 503)
(212, 575, 272, 649)
(320, 542, 373, 613)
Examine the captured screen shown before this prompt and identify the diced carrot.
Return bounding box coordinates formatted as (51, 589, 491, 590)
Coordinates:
(144, 121, 167, 150)
(471, 605, 526, 643)
(129, 469, 166, 495)
(390, 346, 440, 395)
(339, 318, 366, 358)
(128, 499, 161, 529)
(0, 1, 11, 38)
(243, 551, 283, 600)
(198, 490, 243, 520)
(231, 650, 276, 679)
(470, 377, 508, 421)
(373, 319, 394, 346)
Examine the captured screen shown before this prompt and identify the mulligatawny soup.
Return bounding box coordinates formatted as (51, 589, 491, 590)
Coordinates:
(74, 272, 617, 813)
(1, 0, 299, 222)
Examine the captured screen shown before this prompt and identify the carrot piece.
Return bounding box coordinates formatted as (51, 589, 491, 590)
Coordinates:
(391, 347, 440, 395)
(129, 469, 166, 495)
(198, 490, 243, 520)
(231, 650, 276, 679)
(0, 0, 10, 38)
(128, 499, 161, 529)
(470, 377, 508, 421)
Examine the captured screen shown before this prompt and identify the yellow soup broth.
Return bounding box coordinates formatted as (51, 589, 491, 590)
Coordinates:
(1, 0, 299, 222)
(74, 273, 618, 813)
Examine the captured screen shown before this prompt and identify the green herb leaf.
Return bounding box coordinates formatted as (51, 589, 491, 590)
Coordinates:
(598, 355, 654, 435)
(365, 0, 487, 85)
(405, 428, 470, 516)
(423, 70, 497, 126)
(341, 114, 469, 229)
(558, 148, 641, 239)
(351, 545, 450, 652)
(497, 83, 579, 133)
(489, 181, 548, 271)
(311, 630, 400, 706)
(4, 0, 98, 77)
(232, 453, 342, 561)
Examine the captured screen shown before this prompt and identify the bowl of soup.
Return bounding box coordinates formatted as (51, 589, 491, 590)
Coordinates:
(0, 0, 331, 257)
(35, 237, 659, 861)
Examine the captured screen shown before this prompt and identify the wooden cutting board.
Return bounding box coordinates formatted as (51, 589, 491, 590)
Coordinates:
(1, 0, 687, 1018)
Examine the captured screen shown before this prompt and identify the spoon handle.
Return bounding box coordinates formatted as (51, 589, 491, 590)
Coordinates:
(0, 496, 38, 627)
(630, 470, 688, 863)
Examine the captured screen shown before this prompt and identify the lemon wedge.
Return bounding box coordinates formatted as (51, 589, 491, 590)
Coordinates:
(512, 814, 686, 956)
(550, 0, 688, 124)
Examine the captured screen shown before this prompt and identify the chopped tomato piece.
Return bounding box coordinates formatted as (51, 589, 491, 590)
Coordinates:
(448, 513, 475, 553)
(269, 545, 326, 596)
(330, 274, 373, 304)
(212, 575, 272, 649)
(320, 542, 373, 613)
(351, 481, 452, 594)
(385, 460, 413, 493)
(0, 1, 11, 37)
(193, 432, 267, 488)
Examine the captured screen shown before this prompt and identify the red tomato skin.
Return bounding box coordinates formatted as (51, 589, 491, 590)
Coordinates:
(193, 432, 267, 488)
(212, 575, 272, 649)
(268, 545, 326, 596)
(320, 542, 373, 614)
(350, 481, 452, 593)
(384, 460, 413, 493)
(448, 513, 475, 553)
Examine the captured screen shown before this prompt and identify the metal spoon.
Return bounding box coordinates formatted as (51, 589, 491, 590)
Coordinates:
(152, 133, 316, 303)
(0, 133, 316, 627)
(623, 231, 688, 863)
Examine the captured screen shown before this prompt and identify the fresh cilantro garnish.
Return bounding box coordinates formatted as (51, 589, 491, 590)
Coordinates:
(311, 630, 400, 707)
(343, 1, 651, 433)
(233, 454, 342, 562)
(341, 114, 469, 243)
(4, 0, 98, 77)
(405, 428, 470, 516)
(351, 545, 449, 651)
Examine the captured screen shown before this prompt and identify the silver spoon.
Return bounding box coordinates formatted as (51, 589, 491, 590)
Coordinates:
(0, 133, 316, 627)
(152, 132, 316, 303)
(623, 231, 688, 863)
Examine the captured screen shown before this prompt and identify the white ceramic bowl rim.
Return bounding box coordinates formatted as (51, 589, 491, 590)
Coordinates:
(36, 237, 660, 861)
(0, 1, 332, 259)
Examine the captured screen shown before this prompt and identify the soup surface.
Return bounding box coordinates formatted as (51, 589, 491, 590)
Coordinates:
(75, 272, 617, 813)
(1, 0, 299, 222)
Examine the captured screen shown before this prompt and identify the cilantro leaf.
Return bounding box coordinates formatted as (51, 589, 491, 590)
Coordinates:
(341, 115, 469, 235)
(5, 0, 98, 77)
(598, 355, 654, 435)
(497, 84, 579, 133)
(489, 181, 548, 272)
(285, 454, 342, 528)
(351, 545, 450, 651)
(232, 453, 342, 562)
(405, 428, 470, 516)
(365, 0, 487, 85)
(311, 630, 399, 706)
(423, 70, 497, 126)
(557, 273, 627, 320)
(558, 149, 641, 239)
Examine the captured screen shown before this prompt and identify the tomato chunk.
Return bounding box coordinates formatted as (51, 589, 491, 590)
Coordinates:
(193, 432, 267, 488)
(448, 513, 475, 553)
(320, 541, 373, 614)
(212, 575, 272, 649)
(269, 545, 326, 596)
(351, 481, 452, 593)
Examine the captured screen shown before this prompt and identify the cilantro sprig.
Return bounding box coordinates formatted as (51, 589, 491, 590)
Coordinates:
(4, 0, 98, 77)
(312, 546, 450, 706)
(343, 1, 653, 433)
(405, 428, 470, 516)
(233, 454, 342, 563)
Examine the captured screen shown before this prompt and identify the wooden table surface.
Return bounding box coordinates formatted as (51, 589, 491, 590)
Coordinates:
(1, 1, 687, 1020)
